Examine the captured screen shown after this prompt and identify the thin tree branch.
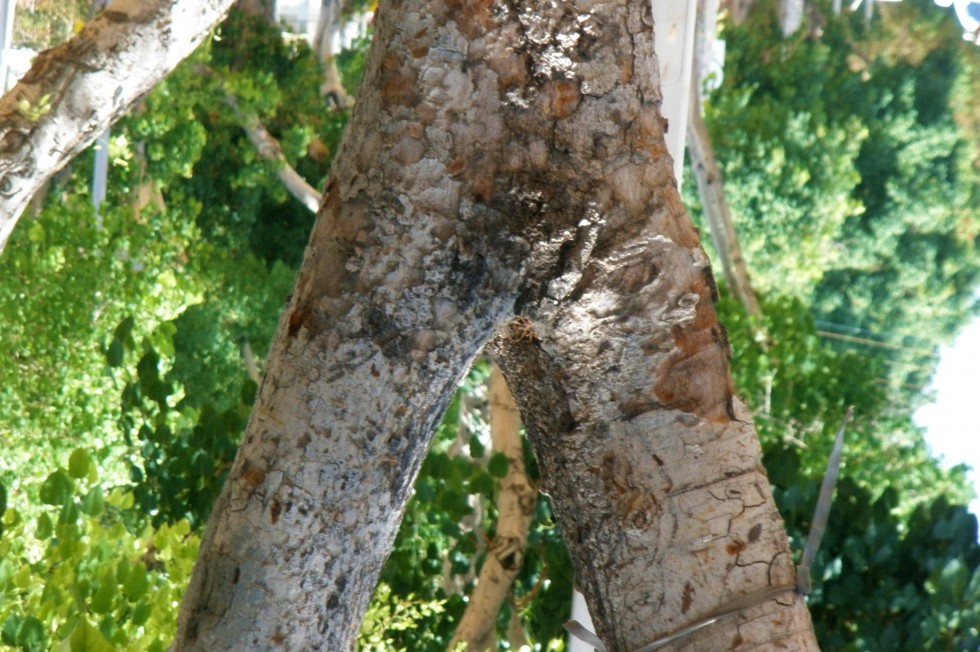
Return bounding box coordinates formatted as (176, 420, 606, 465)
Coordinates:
(197, 63, 322, 214)
(0, 0, 237, 254)
(224, 95, 322, 213)
(687, 76, 763, 320)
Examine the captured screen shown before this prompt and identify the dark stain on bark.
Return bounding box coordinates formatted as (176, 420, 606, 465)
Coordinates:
(681, 581, 695, 614)
(102, 10, 131, 23)
(287, 306, 311, 338)
(364, 305, 410, 359)
(270, 499, 282, 525)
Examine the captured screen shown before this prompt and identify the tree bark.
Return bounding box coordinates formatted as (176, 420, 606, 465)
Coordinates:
(0, 0, 237, 254)
(167, 0, 818, 649)
(448, 366, 536, 652)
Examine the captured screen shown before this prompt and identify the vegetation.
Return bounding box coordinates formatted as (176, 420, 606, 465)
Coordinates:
(0, 1, 978, 649)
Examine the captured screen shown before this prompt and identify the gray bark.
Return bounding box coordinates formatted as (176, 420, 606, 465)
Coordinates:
(0, 0, 237, 254)
(166, 0, 818, 649)
(311, 0, 350, 105)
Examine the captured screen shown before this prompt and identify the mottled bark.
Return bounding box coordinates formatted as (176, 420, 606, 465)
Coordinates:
(0, 0, 236, 254)
(172, 0, 818, 650)
(449, 366, 535, 652)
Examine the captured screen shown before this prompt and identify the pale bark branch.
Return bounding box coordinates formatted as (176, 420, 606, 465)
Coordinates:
(687, 83, 763, 320)
(312, 0, 351, 106)
(448, 365, 536, 652)
(225, 93, 322, 214)
(194, 63, 322, 214)
(0, 0, 237, 254)
(171, 1, 820, 648)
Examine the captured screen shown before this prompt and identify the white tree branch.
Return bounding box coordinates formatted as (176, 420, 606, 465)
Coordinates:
(0, 0, 236, 254)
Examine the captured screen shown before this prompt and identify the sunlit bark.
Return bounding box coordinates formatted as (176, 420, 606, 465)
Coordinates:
(172, 0, 818, 650)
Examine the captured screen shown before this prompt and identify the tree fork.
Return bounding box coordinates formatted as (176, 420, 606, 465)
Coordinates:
(173, 0, 819, 649)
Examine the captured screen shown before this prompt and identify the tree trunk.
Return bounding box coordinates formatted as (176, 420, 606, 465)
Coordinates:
(165, 0, 818, 649)
(0, 0, 237, 254)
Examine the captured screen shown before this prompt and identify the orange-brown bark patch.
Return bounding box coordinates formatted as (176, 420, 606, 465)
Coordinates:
(726, 539, 747, 555)
(618, 53, 634, 84)
(653, 318, 734, 422)
(446, 0, 494, 38)
(241, 461, 266, 486)
(381, 51, 420, 108)
(546, 79, 582, 119)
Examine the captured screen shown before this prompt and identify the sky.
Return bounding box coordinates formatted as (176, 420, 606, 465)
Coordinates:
(914, 313, 980, 516)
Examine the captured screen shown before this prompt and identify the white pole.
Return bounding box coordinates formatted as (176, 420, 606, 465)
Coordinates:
(0, 0, 16, 92)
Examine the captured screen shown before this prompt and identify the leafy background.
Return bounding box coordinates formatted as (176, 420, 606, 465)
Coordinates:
(1, 0, 979, 649)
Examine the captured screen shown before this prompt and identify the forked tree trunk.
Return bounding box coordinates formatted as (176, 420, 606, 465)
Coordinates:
(169, 0, 817, 649)
(0, 0, 237, 254)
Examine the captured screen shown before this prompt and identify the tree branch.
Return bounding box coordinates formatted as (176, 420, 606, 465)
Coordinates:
(448, 365, 536, 652)
(687, 79, 763, 320)
(222, 89, 322, 213)
(0, 0, 237, 254)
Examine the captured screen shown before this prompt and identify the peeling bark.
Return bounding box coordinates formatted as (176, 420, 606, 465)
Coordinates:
(168, 0, 818, 649)
(448, 366, 536, 652)
(0, 0, 237, 254)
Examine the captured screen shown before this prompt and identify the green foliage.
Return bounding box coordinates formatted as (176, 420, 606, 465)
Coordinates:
(369, 363, 571, 650)
(694, 0, 980, 397)
(717, 292, 979, 650)
(0, 451, 199, 652)
(358, 583, 447, 652)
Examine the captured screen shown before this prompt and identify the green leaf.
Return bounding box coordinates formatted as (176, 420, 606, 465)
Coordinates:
(35, 513, 53, 540)
(15, 616, 46, 650)
(68, 449, 92, 479)
(57, 619, 115, 652)
(468, 434, 485, 459)
(80, 487, 105, 517)
(90, 578, 115, 615)
(39, 469, 75, 506)
(106, 338, 124, 367)
(1, 616, 17, 647)
(123, 564, 148, 601)
(488, 452, 509, 478)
